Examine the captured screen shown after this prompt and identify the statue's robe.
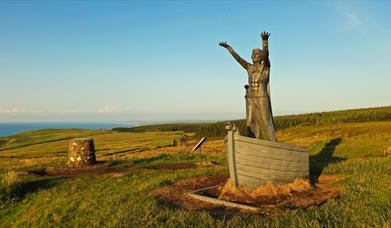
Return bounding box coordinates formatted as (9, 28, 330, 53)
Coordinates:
(245, 64, 277, 141)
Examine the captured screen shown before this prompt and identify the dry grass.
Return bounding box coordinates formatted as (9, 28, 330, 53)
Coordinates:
(1, 171, 19, 188)
(216, 176, 342, 209)
(218, 178, 312, 202)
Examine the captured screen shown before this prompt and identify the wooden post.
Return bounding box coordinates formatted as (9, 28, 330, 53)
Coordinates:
(67, 138, 96, 167)
(225, 122, 238, 186)
(172, 139, 178, 147)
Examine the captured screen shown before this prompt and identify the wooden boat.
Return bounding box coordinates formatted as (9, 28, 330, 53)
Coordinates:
(225, 123, 309, 188)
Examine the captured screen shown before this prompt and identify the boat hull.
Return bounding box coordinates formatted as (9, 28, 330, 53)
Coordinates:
(225, 128, 309, 188)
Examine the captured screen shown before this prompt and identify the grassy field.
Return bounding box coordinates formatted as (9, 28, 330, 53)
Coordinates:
(0, 121, 390, 226)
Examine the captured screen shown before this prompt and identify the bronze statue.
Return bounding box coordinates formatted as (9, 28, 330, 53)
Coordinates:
(219, 31, 277, 141)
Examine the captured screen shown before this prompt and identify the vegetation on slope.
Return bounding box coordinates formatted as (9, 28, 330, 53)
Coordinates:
(113, 106, 391, 138)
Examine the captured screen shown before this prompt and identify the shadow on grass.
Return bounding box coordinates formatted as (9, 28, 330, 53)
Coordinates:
(310, 137, 346, 184)
(10, 177, 65, 200)
(106, 159, 134, 167)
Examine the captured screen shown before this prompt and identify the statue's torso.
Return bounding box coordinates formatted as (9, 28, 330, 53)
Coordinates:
(246, 63, 270, 97)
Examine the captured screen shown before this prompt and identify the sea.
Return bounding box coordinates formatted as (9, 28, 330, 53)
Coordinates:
(0, 122, 132, 137)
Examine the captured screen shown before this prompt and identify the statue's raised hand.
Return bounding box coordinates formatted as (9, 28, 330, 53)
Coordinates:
(219, 41, 231, 49)
(261, 31, 270, 40)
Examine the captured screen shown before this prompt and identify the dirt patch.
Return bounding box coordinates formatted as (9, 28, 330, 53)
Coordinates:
(28, 161, 216, 177)
(28, 163, 141, 177)
(150, 174, 241, 217)
(150, 174, 343, 216)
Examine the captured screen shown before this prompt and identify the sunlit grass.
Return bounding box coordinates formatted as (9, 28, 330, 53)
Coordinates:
(0, 122, 390, 226)
(0, 130, 184, 170)
(278, 121, 391, 158)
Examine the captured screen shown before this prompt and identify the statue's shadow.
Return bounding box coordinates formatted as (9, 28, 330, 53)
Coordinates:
(309, 137, 346, 184)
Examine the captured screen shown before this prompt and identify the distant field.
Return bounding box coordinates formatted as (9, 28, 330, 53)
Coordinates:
(0, 118, 390, 226)
(0, 129, 184, 170)
(113, 106, 391, 138)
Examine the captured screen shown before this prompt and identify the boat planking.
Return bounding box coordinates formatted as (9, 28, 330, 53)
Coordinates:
(225, 123, 309, 189)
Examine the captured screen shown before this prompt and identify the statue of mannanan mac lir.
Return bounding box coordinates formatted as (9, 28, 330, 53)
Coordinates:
(219, 31, 277, 141)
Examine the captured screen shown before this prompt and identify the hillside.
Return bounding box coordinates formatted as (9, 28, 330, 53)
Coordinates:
(0, 120, 390, 226)
(113, 106, 391, 138)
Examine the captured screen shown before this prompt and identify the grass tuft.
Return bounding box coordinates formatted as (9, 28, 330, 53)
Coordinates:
(1, 170, 20, 189)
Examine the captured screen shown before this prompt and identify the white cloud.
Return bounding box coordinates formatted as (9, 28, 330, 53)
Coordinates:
(345, 12, 362, 29)
(338, 11, 364, 32)
(97, 105, 116, 113)
(0, 107, 26, 113)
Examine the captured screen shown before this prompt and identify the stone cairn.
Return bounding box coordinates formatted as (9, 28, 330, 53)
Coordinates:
(67, 138, 96, 167)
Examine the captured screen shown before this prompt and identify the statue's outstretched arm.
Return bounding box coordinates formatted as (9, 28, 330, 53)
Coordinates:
(261, 31, 270, 67)
(219, 41, 249, 70)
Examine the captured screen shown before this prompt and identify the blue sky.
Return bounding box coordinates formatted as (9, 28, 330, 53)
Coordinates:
(0, 1, 390, 123)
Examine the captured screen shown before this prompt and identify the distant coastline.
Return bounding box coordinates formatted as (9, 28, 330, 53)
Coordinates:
(0, 122, 132, 137)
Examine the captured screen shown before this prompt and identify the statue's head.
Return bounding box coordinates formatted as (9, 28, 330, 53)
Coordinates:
(252, 48, 263, 64)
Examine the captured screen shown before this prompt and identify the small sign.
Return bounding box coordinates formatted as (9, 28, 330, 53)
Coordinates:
(192, 137, 207, 151)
